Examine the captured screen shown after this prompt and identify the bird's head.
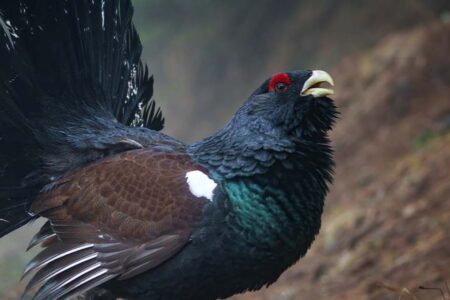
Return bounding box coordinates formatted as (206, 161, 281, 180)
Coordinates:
(233, 70, 338, 139)
(189, 69, 338, 178)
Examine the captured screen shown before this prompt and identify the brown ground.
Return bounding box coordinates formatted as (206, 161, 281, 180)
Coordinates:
(232, 22, 450, 300)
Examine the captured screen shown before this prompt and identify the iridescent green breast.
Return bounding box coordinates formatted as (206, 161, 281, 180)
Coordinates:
(222, 162, 327, 251)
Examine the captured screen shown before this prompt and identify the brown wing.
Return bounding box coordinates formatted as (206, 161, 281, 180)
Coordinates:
(23, 149, 210, 300)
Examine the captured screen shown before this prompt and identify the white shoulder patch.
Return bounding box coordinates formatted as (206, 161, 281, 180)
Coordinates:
(185, 170, 217, 201)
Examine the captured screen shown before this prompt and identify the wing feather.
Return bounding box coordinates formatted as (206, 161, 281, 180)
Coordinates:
(23, 149, 211, 299)
(23, 243, 94, 278)
(24, 249, 97, 292)
(26, 221, 55, 251)
(33, 264, 111, 300)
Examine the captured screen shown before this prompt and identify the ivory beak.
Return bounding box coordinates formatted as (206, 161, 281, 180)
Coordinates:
(300, 70, 335, 98)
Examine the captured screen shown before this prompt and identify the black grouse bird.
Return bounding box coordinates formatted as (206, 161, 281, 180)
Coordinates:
(0, 1, 337, 299)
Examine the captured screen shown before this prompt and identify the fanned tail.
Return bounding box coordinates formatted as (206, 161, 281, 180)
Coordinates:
(0, 0, 164, 237)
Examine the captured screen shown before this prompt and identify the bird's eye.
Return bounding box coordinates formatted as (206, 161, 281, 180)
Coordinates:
(268, 73, 292, 93)
(275, 82, 288, 92)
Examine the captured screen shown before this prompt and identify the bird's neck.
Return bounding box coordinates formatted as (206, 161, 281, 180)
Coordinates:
(189, 128, 334, 252)
(224, 147, 331, 251)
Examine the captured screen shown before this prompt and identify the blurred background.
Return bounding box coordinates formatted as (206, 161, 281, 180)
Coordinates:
(1, 0, 450, 299)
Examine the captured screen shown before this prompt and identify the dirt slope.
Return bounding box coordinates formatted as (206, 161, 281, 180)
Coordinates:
(232, 21, 450, 300)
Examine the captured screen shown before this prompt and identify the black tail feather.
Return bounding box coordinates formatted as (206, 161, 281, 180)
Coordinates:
(0, 0, 164, 237)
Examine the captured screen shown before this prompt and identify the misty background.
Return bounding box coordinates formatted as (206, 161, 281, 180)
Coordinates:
(1, 1, 450, 299)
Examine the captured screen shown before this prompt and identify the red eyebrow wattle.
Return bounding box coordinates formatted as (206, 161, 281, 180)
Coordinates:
(268, 73, 292, 92)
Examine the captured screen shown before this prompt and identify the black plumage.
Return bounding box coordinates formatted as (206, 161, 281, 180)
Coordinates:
(0, 0, 165, 236)
(0, 1, 338, 299)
